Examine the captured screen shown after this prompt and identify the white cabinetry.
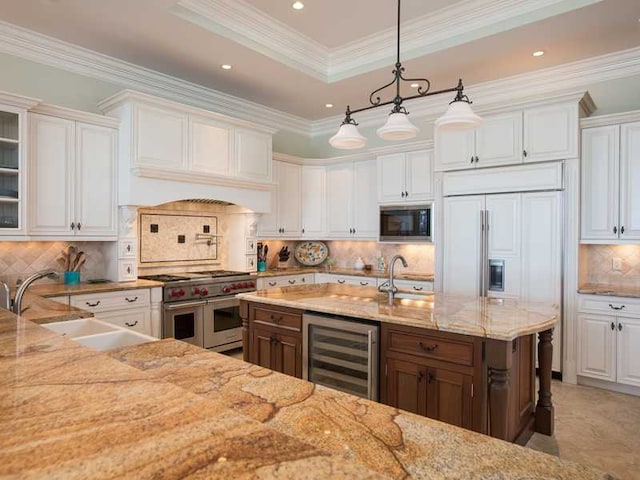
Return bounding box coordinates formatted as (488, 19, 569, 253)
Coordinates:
(377, 149, 433, 203)
(578, 295, 640, 389)
(135, 103, 187, 170)
(234, 128, 272, 182)
(189, 114, 232, 176)
(301, 166, 326, 237)
(257, 273, 314, 290)
(581, 121, 640, 242)
(326, 160, 377, 239)
(435, 104, 578, 172)
(316, 273, 375, 287)
(257, 161, 301, 237)
(28, 112, 117, 238)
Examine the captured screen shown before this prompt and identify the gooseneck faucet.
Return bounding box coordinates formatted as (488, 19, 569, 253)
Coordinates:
(378, 255, 408, 305)
(13, 270, 59, 315)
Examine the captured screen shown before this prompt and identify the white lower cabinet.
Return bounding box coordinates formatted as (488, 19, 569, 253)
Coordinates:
(96, 307, 151, 336)
(257, 274, 314, 290)
(316, 273, 375, 287)
(578, 295, 640, 388)
(377, 278, 434, 292)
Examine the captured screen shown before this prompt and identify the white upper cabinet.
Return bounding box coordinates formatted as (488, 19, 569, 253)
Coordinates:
(619, 122, 640, 240)
(189, 115, 232, 176)
(301, 166, 326, 237)
(378, 149, 433, 204)
(581, 121, 640, 243)
(257, 161, 300, 237)
(523, 103, 578, 162)
(234, 128, 272, 183)
(436, 103, 579, 172)
(28, 113, 117, 238)
(326, 162, 353, 237)
(352, 160, 377, 238)
(134, 103, 187, 170)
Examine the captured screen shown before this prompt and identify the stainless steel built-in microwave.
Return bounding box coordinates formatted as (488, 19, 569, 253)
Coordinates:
(379, 204, 433, 243)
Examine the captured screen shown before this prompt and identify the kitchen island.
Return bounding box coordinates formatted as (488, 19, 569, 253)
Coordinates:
(0, 307, 609, 479)
(238, 283, 560, 444)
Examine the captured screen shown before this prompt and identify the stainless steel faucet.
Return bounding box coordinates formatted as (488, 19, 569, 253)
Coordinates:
(13, 270, 58, 315)
(378, 255, 408, 305)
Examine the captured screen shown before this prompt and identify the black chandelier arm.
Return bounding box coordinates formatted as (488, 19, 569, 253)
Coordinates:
(348, 84, 462, 116)
(399, 73, 431, 96)
(368, 74, 399, 107)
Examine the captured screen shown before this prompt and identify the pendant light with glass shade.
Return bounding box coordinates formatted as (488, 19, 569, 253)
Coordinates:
(329, 0, 482, 150)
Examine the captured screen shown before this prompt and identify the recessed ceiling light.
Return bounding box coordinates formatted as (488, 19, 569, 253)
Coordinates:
(292, 1, 304, 10)
(221, 64, 232, 70)
(410, 83, 420, 88)
(532, 50, 545, 57)
(325, 103, 333, 108)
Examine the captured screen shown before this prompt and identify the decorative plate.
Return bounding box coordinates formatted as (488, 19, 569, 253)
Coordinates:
(294, 241, 329, 266)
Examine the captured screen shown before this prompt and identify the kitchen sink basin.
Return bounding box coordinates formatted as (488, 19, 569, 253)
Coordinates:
(74, 330, 156, 351)
(392, 292, 435, 302)
(42, 318, 118, 338)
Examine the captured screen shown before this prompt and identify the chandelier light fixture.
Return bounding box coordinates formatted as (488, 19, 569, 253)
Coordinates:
(329, 0, 482, 150)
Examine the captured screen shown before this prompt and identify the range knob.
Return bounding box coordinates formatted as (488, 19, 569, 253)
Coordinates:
(170, 289, 179, 298)
(248, 282, 255, 288)
(178, 289, 185, 297)
(222, 286, 231, 294)
(193, 287, 200, 295)
(200, 288, 209, 296)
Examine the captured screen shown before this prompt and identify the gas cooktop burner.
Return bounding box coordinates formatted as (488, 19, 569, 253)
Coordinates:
(139, 274, 190, 282)
(193, 270, 247, 278)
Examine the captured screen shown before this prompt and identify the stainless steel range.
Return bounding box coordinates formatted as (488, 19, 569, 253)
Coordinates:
(139, 270, 256, 352)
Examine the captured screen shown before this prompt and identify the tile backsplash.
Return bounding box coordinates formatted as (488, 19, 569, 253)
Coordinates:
(580, 244, 640, 287)
(259, 240, 434, 274)
(0, 241, 107, 287)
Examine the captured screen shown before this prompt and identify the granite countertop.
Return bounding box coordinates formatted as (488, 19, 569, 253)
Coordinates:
(29, 279, 164, 298)
(238, 283, 559, 341)
(0, 292, 93, 324)
(256, 267, 435, 282)
(578, 283, 640, 299)
(0, 311, 608, 479)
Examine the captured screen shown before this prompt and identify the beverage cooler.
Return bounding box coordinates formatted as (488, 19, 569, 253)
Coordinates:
(303, 314, 378, 400)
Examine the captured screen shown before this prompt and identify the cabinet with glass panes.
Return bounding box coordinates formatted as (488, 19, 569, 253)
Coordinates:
(0, 110, 21, 230)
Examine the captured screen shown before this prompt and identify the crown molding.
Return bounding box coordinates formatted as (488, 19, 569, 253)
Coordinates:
(98, 89, 279, 134)
(581, 109, 640, 128)
(30, 103, 120, 128)
(0, 20, 311, 136)
(312, 46, 640, 137)
(0, 90, 40, 109)
(173, 0, 602, 83)
(171, 0, 327, 81)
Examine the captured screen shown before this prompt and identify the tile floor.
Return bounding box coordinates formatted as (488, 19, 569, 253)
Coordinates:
(223, 348, 638, 479)
(527, 380, 639, 480)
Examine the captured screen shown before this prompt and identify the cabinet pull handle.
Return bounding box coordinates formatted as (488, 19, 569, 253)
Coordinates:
(474, 156, 479, 163)
(614, 226, 618, 234)
(405, 191, 408, 197)
(125, 320, 138, 327)
(611, 322, 616, 331)
(523, 149, 528, 158)
(609, 304, 625, 311)
(288, 280, 296, 284)
(360, 281, 369, 286)
(353, 228, 356, 234)
(337, 279, 346, 284)
(125, 296, 138, 303)
(412, 286, 424, 291)
(302, 228, 305, 234)
(70, 222, 75, 231)
(269, 314, 283, 323)
(419, 342, 438, 352)
(270, 336, 277, 345)
(417, 371, 423, 383)
(126, 244, 132, 252)
(77, 223, 81, 231)
(401, 191, 405, 197)
(470, 156, 474, 164)
(86, 300, 101, 307)
(621, 226, 625, 235)
(126, 266, 132, 274)
(618, 323, 623, 332)
(268, 281, 277, 287)
(427, 372, 434, 384)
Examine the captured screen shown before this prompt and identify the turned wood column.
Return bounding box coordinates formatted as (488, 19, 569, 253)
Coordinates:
(535, 328, 554, 435)
(239, 301, 250, 362)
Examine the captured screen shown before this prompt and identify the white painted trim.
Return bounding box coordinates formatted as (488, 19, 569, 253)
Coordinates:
(173, 0, 602, 83)
(0, 20, 310, 136)
(131, 166, 273, 191)
(30, 103, 120, 128)
(0, 90, 40, 109)
(98, 89, 278, 135)
(581, 109, 640, 128)
(578, 375, 640, 396)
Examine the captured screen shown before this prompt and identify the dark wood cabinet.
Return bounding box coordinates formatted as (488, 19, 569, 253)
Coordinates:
(242, 301, 303, 379)
(386, 357, 427, 416)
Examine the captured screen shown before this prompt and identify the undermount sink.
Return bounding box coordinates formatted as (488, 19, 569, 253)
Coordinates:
(42, 318, 118, 338)
(42, 318, 157, 351)
(393, 292, 435, 302)
(74, 330, 156, 351)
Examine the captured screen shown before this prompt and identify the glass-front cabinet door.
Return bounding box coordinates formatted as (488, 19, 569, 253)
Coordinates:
(0, 107, 24, 234)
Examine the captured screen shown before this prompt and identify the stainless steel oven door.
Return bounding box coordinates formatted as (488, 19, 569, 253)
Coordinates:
(203, 296, 243, 352)
(163, 300, 205, 347)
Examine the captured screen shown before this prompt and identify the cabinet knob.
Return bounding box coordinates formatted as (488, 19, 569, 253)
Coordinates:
(614, 226, 618, 234)
(621, 226, 625, 235)
(417, 371, 423, 383)
(70, 222, 75, 231)
(474, 156, 479, 163)
(618, 323, 623, 332)
(405, 191, 408, 197)
(77, 223, 81, 231)
(126, 244, 132, 252)
(401, 191, 405, 197)
(470, 156, 474, 164)
(427, 372, 434, 384)
(523, 149, 528, 158)
(611, 322, 615, 331)
(301, 228, 305, 234)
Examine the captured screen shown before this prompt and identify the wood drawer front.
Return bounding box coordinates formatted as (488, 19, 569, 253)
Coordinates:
(387, 330, 474, 366)
(71, 288, 150, 312)
(578, 294, 640, 318)
(252, 306, 302, 331)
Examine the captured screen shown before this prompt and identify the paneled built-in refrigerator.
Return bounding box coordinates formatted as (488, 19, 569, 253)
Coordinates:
(443, 191, 562, 372)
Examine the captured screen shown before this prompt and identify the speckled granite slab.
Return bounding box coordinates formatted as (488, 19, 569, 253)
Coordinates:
(578, 283, 640, 299)
(0, 292, 93, 324)
(0, 314, 384, 480)
(256, 267, 434, 282)
(109, 339, 611, 480)
(238, 283, 559, 341)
